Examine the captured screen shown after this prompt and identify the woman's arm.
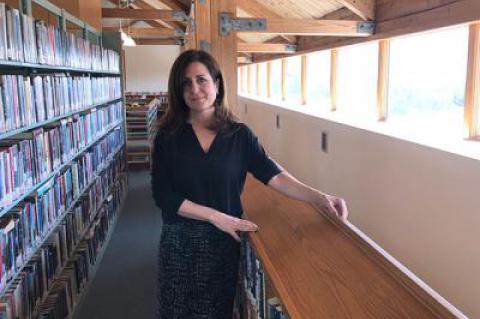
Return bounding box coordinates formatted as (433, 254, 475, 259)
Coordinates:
(177, 200, 258, 242)
(268, 171, 348, 220)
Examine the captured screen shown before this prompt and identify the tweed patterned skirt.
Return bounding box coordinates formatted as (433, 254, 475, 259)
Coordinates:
(157, 221, 241, 319)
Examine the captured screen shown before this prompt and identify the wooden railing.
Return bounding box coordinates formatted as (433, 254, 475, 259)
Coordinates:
(241, 175, 463, 319)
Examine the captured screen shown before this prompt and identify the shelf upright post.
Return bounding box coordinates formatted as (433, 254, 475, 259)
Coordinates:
(19, 0, 32, 16)
(83, 22, 88, 40)
(59, 9, 66, 31)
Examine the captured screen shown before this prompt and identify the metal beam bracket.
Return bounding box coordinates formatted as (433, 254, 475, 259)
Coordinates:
(174, 28, 185, 37)
(172, 10, 188, 22)
(357, 21, 376, 34)
(285, 44, 297, 52)
(189, 19, 196, 33)
(200, 40, 211, 52)
(219, 13, 266, 36)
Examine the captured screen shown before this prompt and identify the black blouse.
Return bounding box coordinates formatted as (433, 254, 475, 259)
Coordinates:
(151, 122, 282, 224)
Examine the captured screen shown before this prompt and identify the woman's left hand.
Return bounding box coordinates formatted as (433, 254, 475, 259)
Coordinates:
(310, 191, 349, 220)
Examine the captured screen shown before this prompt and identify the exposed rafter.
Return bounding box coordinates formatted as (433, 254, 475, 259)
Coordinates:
(102, 8, 187, 21)
(102, 27, 183, 37)
(237, 0, 295, 43)
(321, 7, 361, 20)
(134, 38, 181, 45)
(104, 0, 176, 30)
(238, 42, 296, 54)
(236, 18, 373, 37)
(144, 0, 188, 11)
(334, 0, 375, 21)
(134, 0, 186, 28)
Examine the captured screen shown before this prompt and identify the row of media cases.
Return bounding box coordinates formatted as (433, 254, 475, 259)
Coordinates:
(0, 0, 129, 317)
(0, 2, 120, 72)
(0, 100, 128, 318)
(125, 92, 167, 166)
(235, 239, 289, 319)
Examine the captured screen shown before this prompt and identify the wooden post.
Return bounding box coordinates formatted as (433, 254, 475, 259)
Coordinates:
(301, 55, 308, 105)
(256, 63, 261, 96)
(465, 23, 480, 139)
(330, 49, 338, 111)
(211, 0, 238, 113)
(247, 64, 252, 94)
(243, 65, 248, 93)
(194, 0, 211, 52)
(282, 58, 287, 101)
(377, 40, 390, 121)
(267, 61, 272, 98)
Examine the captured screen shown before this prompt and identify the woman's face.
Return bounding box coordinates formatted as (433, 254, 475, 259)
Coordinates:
(182, 61, 218, 114)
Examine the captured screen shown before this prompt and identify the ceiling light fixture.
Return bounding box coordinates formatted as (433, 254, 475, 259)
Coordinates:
(118, 0, 136, 47)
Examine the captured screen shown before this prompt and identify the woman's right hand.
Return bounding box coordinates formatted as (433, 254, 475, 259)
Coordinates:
(208, 211, 259, 242)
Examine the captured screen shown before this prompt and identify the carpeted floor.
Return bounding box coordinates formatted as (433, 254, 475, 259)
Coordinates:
(74, 170, 162, 319)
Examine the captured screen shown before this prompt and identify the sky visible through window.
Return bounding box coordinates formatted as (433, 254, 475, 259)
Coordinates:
(270, 59, 282, 100)
(285, 56, 302, 103)
(258, 62, 267, 97)
(337, 42, 378, 120)
(388, 26, 468, 138)
(307, 51, 330, 109)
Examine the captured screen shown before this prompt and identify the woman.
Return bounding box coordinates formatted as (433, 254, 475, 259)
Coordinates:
(151, 50, 348, 319)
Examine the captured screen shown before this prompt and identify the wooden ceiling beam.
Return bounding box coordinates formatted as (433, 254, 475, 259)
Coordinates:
(102, 8, 187, 21)
(238, 56, 253, 64)
(134, 0, 186, 28)
(144, 20, 172, 29)
(237, 19, 373, 37)
(134, 38, 181, 45)
(238, 42, 296, 54)
(237, 0, 295, 43)
(150, 0, 188, 11)
(334, 0, 375, 21)
(102, 27, 182, 37)
(104, 0, 177, 30)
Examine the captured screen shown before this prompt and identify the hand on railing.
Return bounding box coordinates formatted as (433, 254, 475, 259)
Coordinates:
(310, 191, 349, 220)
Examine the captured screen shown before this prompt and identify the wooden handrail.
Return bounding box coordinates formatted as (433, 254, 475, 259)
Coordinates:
(241, 175, 464, 319)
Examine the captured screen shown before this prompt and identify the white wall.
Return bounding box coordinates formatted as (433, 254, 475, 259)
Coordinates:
(124, 45, 180, 92)
(238, 96, 480, 319)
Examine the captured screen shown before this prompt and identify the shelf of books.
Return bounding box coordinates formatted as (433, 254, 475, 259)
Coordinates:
(235, 238, 289, 319)
(0, 0, 128, 318)
(125, 95, 160, 167)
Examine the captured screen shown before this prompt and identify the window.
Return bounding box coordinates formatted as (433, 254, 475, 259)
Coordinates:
(237, 66, 242, 92)
(257, 63, 267, 97)
(270, 59, 282, 100)
(285, 56, 302, 103)
(337, 42, 378, 120)
(388, 26, 468, 138)
(306, 51, 330, 108)
(241, 66, 248, 93)
(249, 64, 257, 95)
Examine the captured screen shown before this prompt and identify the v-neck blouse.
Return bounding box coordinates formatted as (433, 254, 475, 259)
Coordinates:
(151, 122, 282, 224)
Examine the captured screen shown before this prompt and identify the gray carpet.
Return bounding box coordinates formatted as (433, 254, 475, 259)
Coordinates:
(74, 170, 162, 319)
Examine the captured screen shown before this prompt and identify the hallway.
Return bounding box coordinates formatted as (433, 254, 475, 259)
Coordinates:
(74, 171, 162, 319)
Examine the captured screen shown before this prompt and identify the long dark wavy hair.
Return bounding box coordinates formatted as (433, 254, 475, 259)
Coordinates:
(158, 50, 238, 134)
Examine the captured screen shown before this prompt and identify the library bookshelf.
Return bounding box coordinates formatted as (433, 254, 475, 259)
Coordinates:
(237, 175, 461, 319)
(0, 0, 127, 318)
(125, 94, 160, 168)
